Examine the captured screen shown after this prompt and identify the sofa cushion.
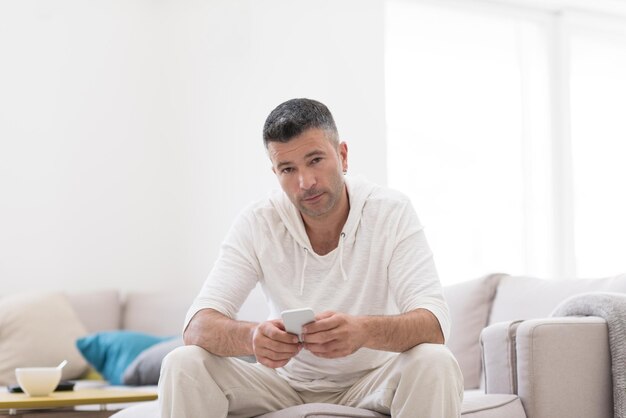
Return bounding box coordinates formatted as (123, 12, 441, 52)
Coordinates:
(122, 337, 184, 385)
(443, 274, 505, 389)
(66, 290, 122, 333)
(109, 401, 388, 418)
(256, 403, 388, 417)
(461, 392, 526, 418)
(111, 394, 527, 418)
(0, 292, 89, 385)
(122, 292, 194, 336)
(76, 331, 174, 385)
(489, 274, 626, 325)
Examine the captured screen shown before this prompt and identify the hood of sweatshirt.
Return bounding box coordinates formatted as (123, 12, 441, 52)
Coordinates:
(269, 176, 377, 296)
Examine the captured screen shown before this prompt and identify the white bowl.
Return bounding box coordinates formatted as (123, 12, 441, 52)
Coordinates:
(15, 367, 62, 397)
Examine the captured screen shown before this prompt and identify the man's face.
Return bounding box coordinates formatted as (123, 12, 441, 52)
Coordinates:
(268, 128, 348, 219)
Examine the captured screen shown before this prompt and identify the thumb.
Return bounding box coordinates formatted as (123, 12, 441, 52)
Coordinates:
(270, 318, 286, 331)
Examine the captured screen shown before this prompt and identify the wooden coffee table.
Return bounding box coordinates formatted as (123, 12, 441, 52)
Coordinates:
(0, 388, 157, 417)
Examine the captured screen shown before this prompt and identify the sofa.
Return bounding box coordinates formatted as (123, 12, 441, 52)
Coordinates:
(2, 272, 624, 417)
(0, 290, 195, 417)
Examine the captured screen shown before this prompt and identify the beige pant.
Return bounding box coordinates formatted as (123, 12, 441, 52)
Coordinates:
(159, 344, 463, 418)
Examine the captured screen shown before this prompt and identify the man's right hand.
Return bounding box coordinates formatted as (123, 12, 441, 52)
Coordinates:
(252, 319, 301, 368)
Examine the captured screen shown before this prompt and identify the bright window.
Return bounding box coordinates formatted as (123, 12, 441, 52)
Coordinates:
(386, 0, 626, 284)
(569, 18, 626, 277)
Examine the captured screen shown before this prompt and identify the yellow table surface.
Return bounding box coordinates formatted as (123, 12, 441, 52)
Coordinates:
(0, 389, 157, 409)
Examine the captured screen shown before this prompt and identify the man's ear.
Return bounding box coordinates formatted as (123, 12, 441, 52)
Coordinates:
(339, 142, 348, 173)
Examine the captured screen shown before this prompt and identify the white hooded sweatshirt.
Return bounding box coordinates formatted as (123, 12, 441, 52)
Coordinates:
(184, 176, 450, 392)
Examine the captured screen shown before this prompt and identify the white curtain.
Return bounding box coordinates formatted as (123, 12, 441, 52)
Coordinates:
(386, 0, 626, 284)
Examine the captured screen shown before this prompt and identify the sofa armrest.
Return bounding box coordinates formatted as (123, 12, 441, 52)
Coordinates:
(515, 316, 613, 418)
(480, 320, 522, 394)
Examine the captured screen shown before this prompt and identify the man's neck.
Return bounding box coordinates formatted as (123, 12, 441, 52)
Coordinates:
(302, 188, 350, 256)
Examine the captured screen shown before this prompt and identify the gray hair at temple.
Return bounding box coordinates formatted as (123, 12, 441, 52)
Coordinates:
(262, 98, 339, 148)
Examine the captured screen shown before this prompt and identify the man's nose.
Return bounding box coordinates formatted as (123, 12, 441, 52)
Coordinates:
(298, 169, 316, 190)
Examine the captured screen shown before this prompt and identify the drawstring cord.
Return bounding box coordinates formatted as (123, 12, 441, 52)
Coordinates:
(299, 248, 309, 296)
(338, 232, 348, 282)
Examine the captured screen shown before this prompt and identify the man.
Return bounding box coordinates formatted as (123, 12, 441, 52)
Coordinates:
(159, 98, 463, 417)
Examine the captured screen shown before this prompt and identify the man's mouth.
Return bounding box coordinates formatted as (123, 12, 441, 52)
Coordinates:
(302, 192, 324, 203)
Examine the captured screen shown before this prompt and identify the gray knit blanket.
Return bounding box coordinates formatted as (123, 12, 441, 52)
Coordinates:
(552, 292, 626, 418)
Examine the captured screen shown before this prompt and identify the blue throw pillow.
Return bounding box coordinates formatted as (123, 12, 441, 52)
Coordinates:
(76, 331, 173, 385)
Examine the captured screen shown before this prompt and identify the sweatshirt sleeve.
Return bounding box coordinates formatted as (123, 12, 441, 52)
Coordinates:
(387, 200, 451, 343)
(183, 210, 261, 331)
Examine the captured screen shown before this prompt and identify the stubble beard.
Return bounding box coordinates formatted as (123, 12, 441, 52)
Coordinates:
(296, 171, 345, 219)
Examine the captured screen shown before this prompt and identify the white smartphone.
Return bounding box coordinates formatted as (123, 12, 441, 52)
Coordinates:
(281, 308, 315, 341)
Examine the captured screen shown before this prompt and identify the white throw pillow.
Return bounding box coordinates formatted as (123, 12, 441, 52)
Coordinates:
(443, 273, 506, 390)
(489, 273, 626, 325)
(0, 292, 89, 385)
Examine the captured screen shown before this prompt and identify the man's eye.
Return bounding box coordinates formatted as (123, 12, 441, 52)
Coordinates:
(310, 158, 322, 165)
(281, 167, 294, 174)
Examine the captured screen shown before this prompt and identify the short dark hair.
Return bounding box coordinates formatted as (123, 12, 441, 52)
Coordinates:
(263, 98, 338, 148)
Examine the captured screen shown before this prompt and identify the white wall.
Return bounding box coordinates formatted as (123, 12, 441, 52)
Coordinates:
(0, 1, 386, 301)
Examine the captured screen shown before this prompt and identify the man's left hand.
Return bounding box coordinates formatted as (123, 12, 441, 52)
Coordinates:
(301, 311, 367, 358)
